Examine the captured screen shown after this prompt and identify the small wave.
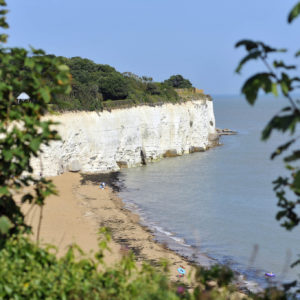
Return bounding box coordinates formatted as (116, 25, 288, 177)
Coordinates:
(122, 199, 193, 249)
(152, 225, 191, 247)
(170, 236, 188, 245)
(243, 280, 264, 293)
(152, 225, 173, 236)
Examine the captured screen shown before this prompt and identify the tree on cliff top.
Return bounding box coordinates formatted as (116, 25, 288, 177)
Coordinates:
(52, 56, 186, 110)
(163, 74, 193, 89)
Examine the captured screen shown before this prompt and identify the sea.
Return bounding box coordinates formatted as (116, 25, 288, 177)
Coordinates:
(117, 95, 300, 289)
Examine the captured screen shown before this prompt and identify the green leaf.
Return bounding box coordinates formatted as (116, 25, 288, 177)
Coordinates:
(0, 9, 8, 15)
(281, 82, 289, 95)
(0, 216, 13, 234)
(284, 150, 300, 162)
(21, 193, 34, 203)
(0, 186, 9, 196)
(262, 113, 300, 140)
(235, 39, 284, 54)
(241, 72, 274, 105)
(259, 42, 278, 53)
(288, 2, 300, 23)
(285, 164, 295, 171)
(273, 60, 296, 70)
(271, 82, 278, 97)
(271, 139, 295, 160)
(57, 64, 69, 72)
(235, 50, 261, 74)
(235, 39, 258, 51)
(38, 87, 50, 103)
(292, 171, 300, 192)
(280, 72, 292, 95)
(3, 149, 13, 161)
(29, 138, 41, 152)
(4, 285, 13, 295)
(0, 33, 7, 42)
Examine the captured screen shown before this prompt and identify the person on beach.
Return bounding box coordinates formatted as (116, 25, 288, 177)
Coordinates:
(99, 182, 106, 190)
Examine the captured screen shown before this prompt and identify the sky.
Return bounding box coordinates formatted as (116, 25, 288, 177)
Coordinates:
(5, 0, 300, 95)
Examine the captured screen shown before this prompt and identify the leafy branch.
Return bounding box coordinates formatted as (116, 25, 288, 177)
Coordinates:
(0, 1, 71, 244)
(235, 2, 300, 232)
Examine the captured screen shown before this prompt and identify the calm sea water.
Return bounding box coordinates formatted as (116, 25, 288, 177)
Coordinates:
(117, 95, 300, 286)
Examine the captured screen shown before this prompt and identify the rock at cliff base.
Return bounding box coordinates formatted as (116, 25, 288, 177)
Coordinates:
(189, 146, 205, 153)
(163, 150, 179, 158)
(208, 133, 219, 142)
(117, 161, 128, 168)
(68, 160, 81, 172)
(216, 128, 237, 135)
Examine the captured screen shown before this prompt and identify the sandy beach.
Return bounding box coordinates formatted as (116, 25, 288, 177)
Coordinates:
(20, 172, 193, 282)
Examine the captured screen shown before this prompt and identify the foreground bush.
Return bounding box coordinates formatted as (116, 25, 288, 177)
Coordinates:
(0, 232, 294, 300)
(0, 232, 184, 300)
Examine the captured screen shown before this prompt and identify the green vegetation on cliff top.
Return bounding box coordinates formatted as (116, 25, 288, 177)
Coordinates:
(52, 56, 203, 111)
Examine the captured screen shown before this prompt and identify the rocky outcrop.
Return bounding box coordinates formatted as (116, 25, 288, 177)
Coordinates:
(216, 128, 237, 136)
(31, 97, 218, 177)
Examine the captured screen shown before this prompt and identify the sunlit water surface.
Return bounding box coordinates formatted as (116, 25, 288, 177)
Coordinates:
(117, 96, 300, 287)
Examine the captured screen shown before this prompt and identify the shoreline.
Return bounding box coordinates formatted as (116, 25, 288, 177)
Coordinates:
(83, 172, 214, 265)
(81, 172, 214, 267)
(20, 172, 195, 284)
(75, 172, 197, 283)
(89, 171, 260, 294)
(20, 170, 255, 294)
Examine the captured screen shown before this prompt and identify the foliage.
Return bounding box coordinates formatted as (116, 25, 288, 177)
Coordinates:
(288, 2, 300, 23)
(194, 265, 233, 288)
(2, 232, 292, 300)
(163, 75, 193, 89)
(98, 72, 129, 100)
(235, 3, 300, 231)
(51, 57, 185, 111)
(0, 1, 71, 244)
(0, 231, 179, 300)
(0, 1, 293, 298)
(236, 0, 300, 294)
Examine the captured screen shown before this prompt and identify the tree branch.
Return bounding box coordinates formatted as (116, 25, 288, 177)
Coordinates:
(261, 57, 299, 111)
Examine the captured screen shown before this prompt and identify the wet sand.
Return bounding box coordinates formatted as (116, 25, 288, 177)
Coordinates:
(20, 172, 194, 282)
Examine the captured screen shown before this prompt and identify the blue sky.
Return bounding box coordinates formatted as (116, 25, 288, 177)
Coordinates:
(5, 0, 300, 95)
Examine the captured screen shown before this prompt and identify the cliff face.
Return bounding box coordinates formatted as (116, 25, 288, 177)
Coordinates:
(31, 97, 218, 177)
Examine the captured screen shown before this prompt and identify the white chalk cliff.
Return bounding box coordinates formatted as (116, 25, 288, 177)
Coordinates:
(31, 97, 218, 177)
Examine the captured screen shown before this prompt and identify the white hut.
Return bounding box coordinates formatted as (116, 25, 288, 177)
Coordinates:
(17, 92, 30, 103)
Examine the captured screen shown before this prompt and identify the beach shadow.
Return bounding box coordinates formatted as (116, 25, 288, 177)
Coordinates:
(79, 172, 124, 192)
